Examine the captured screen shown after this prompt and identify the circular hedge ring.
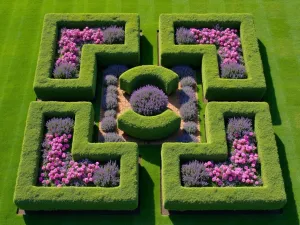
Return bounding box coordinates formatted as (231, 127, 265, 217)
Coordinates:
(119, 65, 179, 95)
(117, 109, 180, 140)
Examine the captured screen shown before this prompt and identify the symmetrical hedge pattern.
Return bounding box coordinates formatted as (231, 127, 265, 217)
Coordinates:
(119, 65, 179, 95)
(14, 102, 139, 210)
(34, 13, 140, 101)
(118, 109, 180, 140)
(159, 13, 266, 101)
(161, 102, 286, 210)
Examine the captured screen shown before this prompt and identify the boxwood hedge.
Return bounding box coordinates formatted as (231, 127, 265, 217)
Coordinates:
(14, 101, 139, 211)
(159, 13, 266, 101)
(118, 109, 180, 140)
(34, 13, 140, 101)
(119, 65, 179, 95)
(161, 102, 286, 210)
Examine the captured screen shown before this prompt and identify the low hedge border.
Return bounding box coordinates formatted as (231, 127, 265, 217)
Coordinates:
(117, 109, 180, 140)
(162, 102, 286, 211)
(34, 13, 140, 101)
(159, 13, 266, 101)
(119, 65, 179, 95)
(14, 101, 139, 211)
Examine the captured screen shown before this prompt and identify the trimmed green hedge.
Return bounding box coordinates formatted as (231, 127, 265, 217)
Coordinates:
(34, 13, 140, 101)
(118, 109, 180, 140)
(14, 101, 139, 211)
(119, 65, 179, 95)
(162, 102, 286, 210)
(159, 13, 266, 101)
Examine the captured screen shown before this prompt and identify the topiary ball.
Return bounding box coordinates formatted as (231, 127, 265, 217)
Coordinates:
(102, 94, 118, 110)
(104, 110, 117, 118)
(104, 74, 118, 86)
(130, 85, 168, 116)
(101, 117, 117, 132)
(180, 101, 198, 121)
(183, 121, 198, 134)
(106, 85, 118, 94)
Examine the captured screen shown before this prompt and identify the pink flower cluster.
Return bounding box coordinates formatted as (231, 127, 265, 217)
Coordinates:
(55, 27, 103, 68)
(39, 133, 100, 187)
(190, 27, 243, 65)
(204, 133, 262, 187)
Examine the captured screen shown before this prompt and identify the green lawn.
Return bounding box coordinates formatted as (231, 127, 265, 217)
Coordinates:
(1, 0, 300, 224)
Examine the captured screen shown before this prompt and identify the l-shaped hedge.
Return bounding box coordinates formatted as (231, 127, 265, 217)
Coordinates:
(14, 101, 139, 211)
(159, 13, 266, 101)
(161, 102, 286, 211)
(34, 13, 140, 101)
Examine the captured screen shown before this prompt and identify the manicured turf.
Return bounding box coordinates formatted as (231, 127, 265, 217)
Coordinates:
(0, 0, 300, 225)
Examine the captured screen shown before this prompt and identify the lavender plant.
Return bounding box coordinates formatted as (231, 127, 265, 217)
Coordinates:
(178, 86, 197, 105)
(226, 117, 253, 142)
(104, 74, 118, 86)
(177, 133, 198, 143)
(102, 93, 118, 110)
(220, 62, 246, 79)
(130, 85, 168, 116)
(183, 121, 198, 134)
(104, 110, 117, 118)
(180, 76, 197, 88)
(93, 161, 120, 187)
(172, 66, 196, 79)
(179, 102, 198, 121)
(106, 85, 118, 94)
(175, 27, 196, 45)
(102, 132, 125, 142)
(46, 117, 74, 135)
(181, 160, 210, 187)
(53, 62, 78, 79)
(101, 117, 117, 132)
(103, 65, 128, 77)
(103, 26, 125, 44)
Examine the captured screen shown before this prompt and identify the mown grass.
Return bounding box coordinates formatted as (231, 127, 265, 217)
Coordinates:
(0, 0, 300, 224)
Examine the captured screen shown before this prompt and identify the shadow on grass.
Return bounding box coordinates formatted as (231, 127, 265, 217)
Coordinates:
(259, 39, 281, 125)
(140, 35, 153, 65)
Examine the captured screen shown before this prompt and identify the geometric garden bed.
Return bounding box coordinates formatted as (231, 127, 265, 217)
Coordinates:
(14, 12, 286, 213)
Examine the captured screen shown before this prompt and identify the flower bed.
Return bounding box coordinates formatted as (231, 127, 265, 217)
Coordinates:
(54, 26, 124, 79)
(39, 117, 120, 187)
(176, 26, 246, 79)
(181, 117, 262, 187)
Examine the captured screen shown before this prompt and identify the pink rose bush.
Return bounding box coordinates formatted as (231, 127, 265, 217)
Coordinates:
(39, 118, 120, 187)
(176, 26, 247, 79)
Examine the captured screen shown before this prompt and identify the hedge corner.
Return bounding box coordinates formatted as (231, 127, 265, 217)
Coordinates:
(33, 13, 140, 101)
(159, 13, 266, 101)
(161, 102, 286, 211)
(14, 101, 139, 211)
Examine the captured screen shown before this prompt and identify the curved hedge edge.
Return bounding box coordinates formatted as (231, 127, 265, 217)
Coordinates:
(119, 65, 179, 95)
(14, 101, 139, 211)
(117, 109, 180, 140)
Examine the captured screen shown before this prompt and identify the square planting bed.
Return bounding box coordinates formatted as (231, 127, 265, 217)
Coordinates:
(34, 13, 140, 101)
(14, 101, 139, 211)
(161, 102, 286, 211)
(159, 13, 266, 101)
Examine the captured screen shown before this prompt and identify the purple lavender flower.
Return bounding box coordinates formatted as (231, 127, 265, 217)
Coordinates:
(172, 66, 196, 79)
(93, 161, 120, 187)
(46, 117, 74, 135)
(103, 65, 128, 77)
(177, 133, 198, 143)
(221, 62, 246, 79)
(175, 27, 196, 45)
(53, 62, 78, 79)
(130, 85, 168, 116)
(103, 26, 125, 44)
(181, 160, 209, 187)
(226, 117, 253, 142)
(101, 117, 117, 132)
